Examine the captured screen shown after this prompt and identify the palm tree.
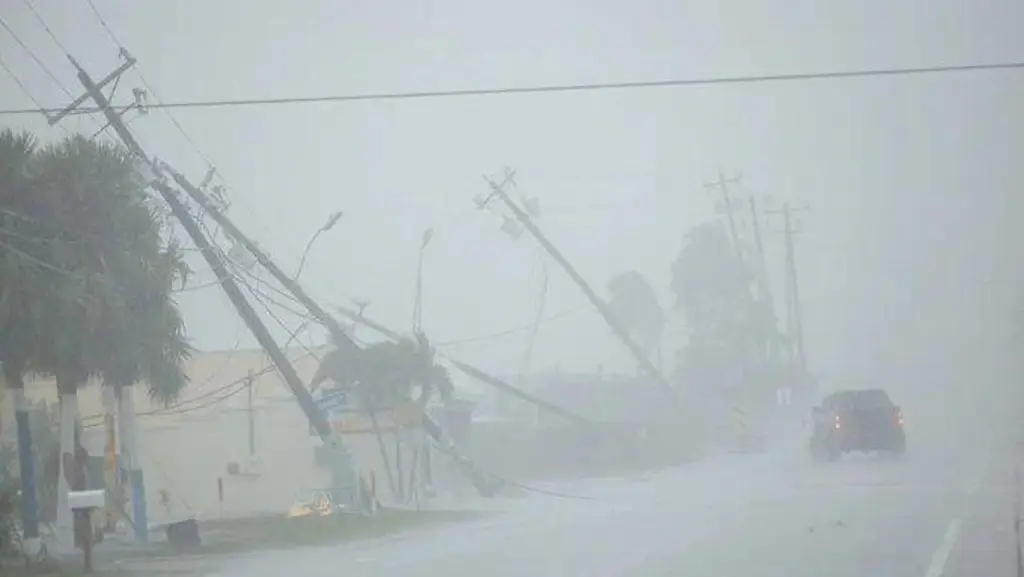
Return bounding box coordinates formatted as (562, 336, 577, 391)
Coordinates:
(0, 134, 190, 550)
(310, 331, 455, 500)
(312, 332, 453, 408)
(0, 129, 47, 547)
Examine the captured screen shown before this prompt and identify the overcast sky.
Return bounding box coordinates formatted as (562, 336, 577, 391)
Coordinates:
(1, 0, 1022, 393)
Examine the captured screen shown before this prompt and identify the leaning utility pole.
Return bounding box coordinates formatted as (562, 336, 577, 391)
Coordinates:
(766, 203, 809, 374)
(479, 170, 684, 411)
(747, 195, 780, 362)
(60, 57, 369, 512)
(704, 170, 745, 264)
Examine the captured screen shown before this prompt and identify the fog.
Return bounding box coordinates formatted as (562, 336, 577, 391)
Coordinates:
(2, 0, 1023, 575)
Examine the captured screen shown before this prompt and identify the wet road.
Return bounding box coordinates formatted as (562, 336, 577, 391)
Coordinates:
(214, 410, 1018, 577)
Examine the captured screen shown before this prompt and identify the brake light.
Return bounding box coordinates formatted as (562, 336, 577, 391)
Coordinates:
(896, 409, 904, 427)
(834, 415, 841, 430)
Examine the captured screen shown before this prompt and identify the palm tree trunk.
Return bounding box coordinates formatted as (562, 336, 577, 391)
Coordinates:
(54, 375, 80, 554)
(3, 364, 40, 551)
(100, 385, 118, 532)
(116, 384, 147, 543)
(367, 407, 397, 501)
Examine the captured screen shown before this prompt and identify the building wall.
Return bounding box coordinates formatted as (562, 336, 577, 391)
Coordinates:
(0, 347, 428, 527)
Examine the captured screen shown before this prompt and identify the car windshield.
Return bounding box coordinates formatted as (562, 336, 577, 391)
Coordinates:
(837, 389, 894, 409)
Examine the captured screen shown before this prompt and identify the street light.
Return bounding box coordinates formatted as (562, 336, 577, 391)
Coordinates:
(294, 210, 344, 281)
(412, 227, 434, 332)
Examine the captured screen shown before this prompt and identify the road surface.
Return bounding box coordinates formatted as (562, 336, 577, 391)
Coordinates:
(210, 409, 1020, 577)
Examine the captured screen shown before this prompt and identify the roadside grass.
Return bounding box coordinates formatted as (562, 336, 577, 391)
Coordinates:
(131, 507, 489, 557)
(2, 508, 490, 577)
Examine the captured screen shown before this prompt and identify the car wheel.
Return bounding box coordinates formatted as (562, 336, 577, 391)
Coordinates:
(809, 444, 823, 462)
(809, 438, 828, 462)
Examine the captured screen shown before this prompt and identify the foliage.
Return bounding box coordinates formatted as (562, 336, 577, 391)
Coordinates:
(0, 482, 20, 564)
(0, 397, 61, 525)
(0, 128, 189, 549)
(312, 332, 454, 410)
(669, 222, 765, 390)
(606, 270, 665, 355)
(0, 397, 59, 563)
(0, 130, 191, 402)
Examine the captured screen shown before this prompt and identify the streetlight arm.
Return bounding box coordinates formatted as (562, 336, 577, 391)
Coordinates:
(294, 211, 344, 281)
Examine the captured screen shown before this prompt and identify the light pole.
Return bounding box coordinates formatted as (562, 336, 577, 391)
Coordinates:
(412, 228, 434, 332)
(294, 211, 344, 281)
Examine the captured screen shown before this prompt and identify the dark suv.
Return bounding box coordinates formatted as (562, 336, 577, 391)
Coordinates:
(808, 389, 906, 461)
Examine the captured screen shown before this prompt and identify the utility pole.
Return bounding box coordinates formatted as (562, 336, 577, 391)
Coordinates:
(478, 169, 684, 412)
(766, 203, 809, 375)
(60, 57, 369, 511)
(748, 196, 767, 278)
(748, 195, 780, 362)
(704, 170, 745, 263)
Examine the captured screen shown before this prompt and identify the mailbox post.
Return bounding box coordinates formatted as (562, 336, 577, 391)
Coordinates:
(68, 489, 104, 573)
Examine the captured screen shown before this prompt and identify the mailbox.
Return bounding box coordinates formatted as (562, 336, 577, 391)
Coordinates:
(68, 489, 105, 511)
(69, 489, 105, 571)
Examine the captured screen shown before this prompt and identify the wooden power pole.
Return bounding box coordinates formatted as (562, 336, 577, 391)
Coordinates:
(766, 203, 809, 375)
(479, 169, 685, 412)
(703, 170, 745, 264)
(747, 195, 781, 363)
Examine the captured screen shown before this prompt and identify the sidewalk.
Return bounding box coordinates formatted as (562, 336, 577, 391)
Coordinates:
(111, 553, 229, 576)
(943, 441, 1024, 576)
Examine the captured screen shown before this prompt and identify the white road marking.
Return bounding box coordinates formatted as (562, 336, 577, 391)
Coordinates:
(924, 518, 962, 577)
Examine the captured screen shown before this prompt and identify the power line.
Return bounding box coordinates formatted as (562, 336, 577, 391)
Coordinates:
(0, 14, 73, 97)
(434, 304, 587, 348)
(82, 0, 120, 49)
(81, 348, 320, 425)
(153, 382, 249, 416)
(1, 59, 1022, 117)
(20, 0, 71, 56)
(515, 252, 550, 384)
(0, 51, 49, 115)
(81, 0, 218, 170)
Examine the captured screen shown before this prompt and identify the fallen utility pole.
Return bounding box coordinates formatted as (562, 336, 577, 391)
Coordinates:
(333, 304, 594, 428)
(481, 170, 684, 412)
(66, 58, 370, 511)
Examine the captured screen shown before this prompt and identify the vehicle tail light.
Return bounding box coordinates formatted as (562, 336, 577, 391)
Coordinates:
(896, 409, 904, 427)
(834, 415, 841, 430)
